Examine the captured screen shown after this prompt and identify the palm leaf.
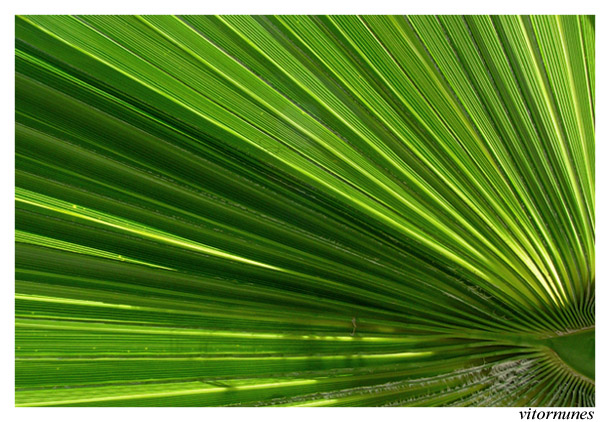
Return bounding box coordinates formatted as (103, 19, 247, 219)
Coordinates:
(15, 15, 594, 407)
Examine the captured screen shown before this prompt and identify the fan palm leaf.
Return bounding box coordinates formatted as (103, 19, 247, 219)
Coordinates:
(15, 15, 594, 406)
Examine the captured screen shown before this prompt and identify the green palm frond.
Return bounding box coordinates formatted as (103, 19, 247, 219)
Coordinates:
(15, 15, 594, 407)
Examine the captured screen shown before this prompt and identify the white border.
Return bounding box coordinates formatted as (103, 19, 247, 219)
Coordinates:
(5, 0, 605, 15)
(3, 2, 608, 421)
